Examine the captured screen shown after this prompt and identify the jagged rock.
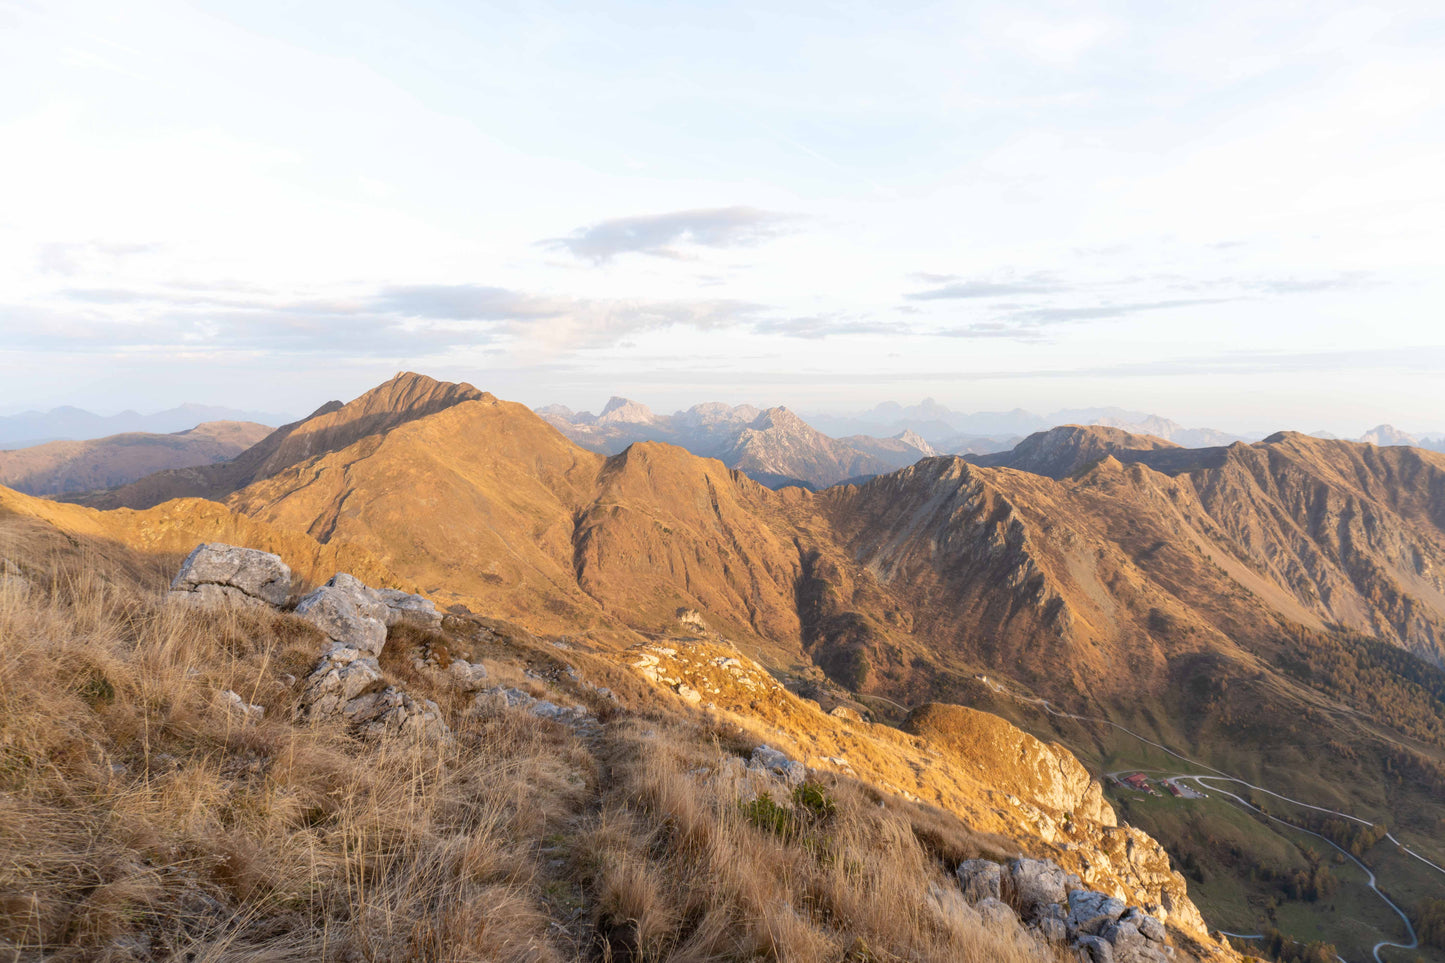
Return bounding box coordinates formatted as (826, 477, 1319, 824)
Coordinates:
(829, 705, 863, 722)
(169, 543, 291, 607)
(374, 587, 442, 631)
(749, 745, 806, 786)
(975, 896, 1017, 929)
(1009, 857, 1072, 917)
(1032, 918, 1069, 944)
(302, 656, 383, 717)
(1075, 934, 1115, 963)
(296, 573, 389, 656)
(675, 682, 702, 704)
(478, 687, 592, 725)
(956, 859, 1003, 904)
(1101, 920, 1169, 963)
(446, 658, 488, 691)
(1130, 911, 1166, 943)
(481, 686, 538, 710)
(341, 686, 449, 740)
(1068, 891, 1127, 936)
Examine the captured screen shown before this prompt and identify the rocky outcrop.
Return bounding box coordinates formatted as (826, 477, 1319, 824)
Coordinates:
(162, 549, 448, 744)
(302, 650, 384, 718)
(339, 686, 448, 740)
(296, 573, 389, 655)
(168, 543, 292, 607)
(375, 587, 443, 631)
(905, 704, 1115, 826)
(749, 745, 807, 787)
(954, 857, 1170, 963)
(956, 859, 1002, 903)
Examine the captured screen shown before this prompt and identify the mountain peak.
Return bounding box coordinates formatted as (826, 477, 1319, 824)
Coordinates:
(892, 429, 936, 455)
(597, 397, 656, 424)
(1359, 424, 1418, 447)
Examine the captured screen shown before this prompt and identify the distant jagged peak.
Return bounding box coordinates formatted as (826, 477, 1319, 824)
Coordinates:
(892, 429, 936, 455)
(674, 401, 763, 427)
(1359, 424, 1419, 447)
(748, 405, 814, 434)
(596, 396, 656, 425)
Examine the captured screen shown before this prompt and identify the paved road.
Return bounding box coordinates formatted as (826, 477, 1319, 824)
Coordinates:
(1001, 690, 1442, 963)
(1179, 776, 1418, 963)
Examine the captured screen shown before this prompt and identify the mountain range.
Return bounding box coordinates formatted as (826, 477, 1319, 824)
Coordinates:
(540, 397, 1445, 491)
(0, 402, 292, 448)
(0, 421, 272, 496)
(538, 396, 938, 488)
(8, 371, 1445, 959)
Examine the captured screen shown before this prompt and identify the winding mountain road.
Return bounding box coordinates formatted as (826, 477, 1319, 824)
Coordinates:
(998, 688, 1443, 962)
(1180, 776, 1419, 963)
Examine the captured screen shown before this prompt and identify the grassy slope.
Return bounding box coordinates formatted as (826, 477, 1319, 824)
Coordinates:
(0, 513, 1097, 963)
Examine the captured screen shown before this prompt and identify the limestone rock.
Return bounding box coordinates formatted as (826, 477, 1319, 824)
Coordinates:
(302, 656, 383, 717)
(374, 587, 443, 631)
(296, 573, 388, 656)
(220, 689, 264, 723)
(975, 896, 1017, 929)
(1009, 857, 1071, 917)
(169, 543, 291, 607)
(1068, 891, 1127, 936)
(956, 859, 1003, 904)
(341, 686, 449, 741)
(749, 745, 806, 786)
(828, 705, 863, 722)
(1032, 918, 1068, 944)
(1075, 934, 1115, 963)
(446, 658, 489, 691)
(1131, 911, 1166, 944)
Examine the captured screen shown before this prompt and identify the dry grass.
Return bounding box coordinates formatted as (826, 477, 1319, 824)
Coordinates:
(0, 522, 574, 962)
(0, 517, 1060, 963)
(574, 719, 1060, 963)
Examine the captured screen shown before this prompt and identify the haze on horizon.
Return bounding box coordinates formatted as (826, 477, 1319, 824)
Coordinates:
(2, 0, 1443, 437)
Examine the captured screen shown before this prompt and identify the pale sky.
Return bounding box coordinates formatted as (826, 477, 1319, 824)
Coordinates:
(2, 0, 1443, 435)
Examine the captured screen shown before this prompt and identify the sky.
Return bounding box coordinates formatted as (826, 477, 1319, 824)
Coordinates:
(2, 0, 1444, 435)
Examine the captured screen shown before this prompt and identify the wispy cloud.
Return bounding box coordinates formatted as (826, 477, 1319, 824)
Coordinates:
(547, 206, 798, 262)
(1007, 297, 1236, 323)
(23, 282, 770, 355)
(751, 315, 908, 339)
(906, 276, 1069, 300)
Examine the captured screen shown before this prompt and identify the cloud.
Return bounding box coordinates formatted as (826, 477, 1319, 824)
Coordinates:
(23, 281, 770, 356)
(548, 206, 797, 262)
(906, 277, 1068, 300)
(1250, 272, 1373, 294)
(751, 316, 909, 339)
(373, 284, 563, 321)
(1007, 297, 1236, 324)
(933, 322, 1049, 341)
